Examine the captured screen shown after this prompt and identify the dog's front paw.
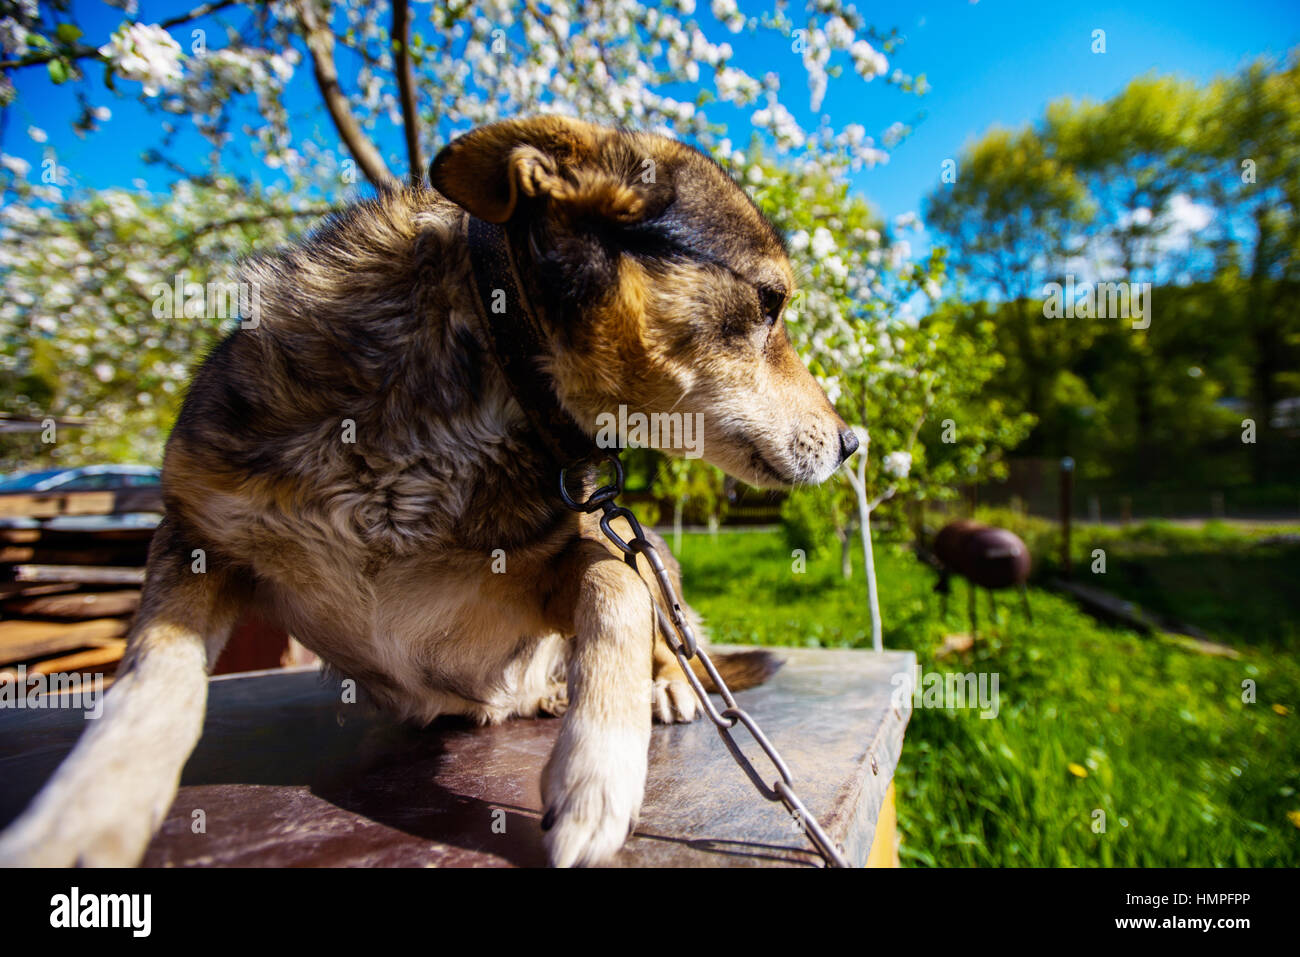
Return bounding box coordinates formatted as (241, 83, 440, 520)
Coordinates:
(536, 682, 569, 718)
(0, 801, 159, 867)
(540, 723, 647, 867)
(652, 676, 698, 724)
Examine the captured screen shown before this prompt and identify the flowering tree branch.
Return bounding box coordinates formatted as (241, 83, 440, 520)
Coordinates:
(293, 0, 396, 189)
(0, 0, 245, 70)
(1, 0, 930, 467)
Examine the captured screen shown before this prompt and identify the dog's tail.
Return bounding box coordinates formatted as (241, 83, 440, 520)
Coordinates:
(690, 648, 783, 693)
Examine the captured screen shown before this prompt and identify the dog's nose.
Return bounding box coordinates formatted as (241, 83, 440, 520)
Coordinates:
(838, 428, 860, 463)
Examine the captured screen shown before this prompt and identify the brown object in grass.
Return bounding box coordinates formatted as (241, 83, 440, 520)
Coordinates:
(933, 520, 1032, 589)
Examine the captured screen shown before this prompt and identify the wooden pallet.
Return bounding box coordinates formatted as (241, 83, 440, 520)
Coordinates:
(0, 488, 303, 683)
(0, 491, 159, 683)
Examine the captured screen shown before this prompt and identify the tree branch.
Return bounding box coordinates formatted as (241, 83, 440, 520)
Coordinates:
(161, 206, 336, 252)
(293, 0, 396, 190)
(0, 43, 99, 71)
(392, 0, 422, 185)
(158, 0, 245, 31)
(0, 0, 249, 70)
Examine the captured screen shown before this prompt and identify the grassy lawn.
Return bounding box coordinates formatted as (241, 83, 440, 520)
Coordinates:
(973, 509, 1300, 651)
(672, 528, 1300, 866)
(1077, 525, 1300, 651)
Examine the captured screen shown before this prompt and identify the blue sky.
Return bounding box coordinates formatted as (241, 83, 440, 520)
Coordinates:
(4, 0, 1299, 254)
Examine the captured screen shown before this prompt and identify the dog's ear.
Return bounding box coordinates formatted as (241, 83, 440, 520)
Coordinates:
(429, 116, 660, 225)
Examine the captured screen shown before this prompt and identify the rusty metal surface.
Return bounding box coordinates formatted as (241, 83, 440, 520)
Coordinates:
(0, 646, 914, 867)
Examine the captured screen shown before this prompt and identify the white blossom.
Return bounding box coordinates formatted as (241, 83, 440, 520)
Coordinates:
(883, 451, 912, 480)
(99, 23, 185, 97)
(0, 153, 30, 177)
(850, 40, 888, 79)
(0, 17, 27, 56)
(811, 227, 836, 259)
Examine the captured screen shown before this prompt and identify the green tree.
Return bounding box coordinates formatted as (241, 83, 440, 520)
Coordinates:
(925, 56, 1300, 494)
(1044, 75, 1216, 478)
(924, 126, 1092, 456)
(1200, 54, 1300, 483)
(651, 456, 728, 551)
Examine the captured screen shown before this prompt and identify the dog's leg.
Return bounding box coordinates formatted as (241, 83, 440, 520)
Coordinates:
(651, 624, 699, 724)
(0, 518, 243, 866)
(541, 540, 653, 867)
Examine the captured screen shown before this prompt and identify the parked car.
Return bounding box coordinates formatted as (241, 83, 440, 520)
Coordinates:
(0, 465, 163, 529)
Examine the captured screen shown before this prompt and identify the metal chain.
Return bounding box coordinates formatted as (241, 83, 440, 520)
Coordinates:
(560, 454, 852, 868)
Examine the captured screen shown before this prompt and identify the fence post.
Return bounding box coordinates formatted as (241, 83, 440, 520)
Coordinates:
(1060, 457, 1074, 579)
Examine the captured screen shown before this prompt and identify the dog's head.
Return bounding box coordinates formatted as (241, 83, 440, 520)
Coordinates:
(430, 116, 858, 488)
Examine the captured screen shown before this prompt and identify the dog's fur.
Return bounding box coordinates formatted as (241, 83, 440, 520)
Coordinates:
(0, 117, 856, 868)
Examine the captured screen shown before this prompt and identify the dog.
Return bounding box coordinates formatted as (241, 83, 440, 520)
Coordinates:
(0, 116, 858, 868)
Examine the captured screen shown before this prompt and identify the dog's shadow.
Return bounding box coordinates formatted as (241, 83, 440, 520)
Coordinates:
(167, 691, 555, 867)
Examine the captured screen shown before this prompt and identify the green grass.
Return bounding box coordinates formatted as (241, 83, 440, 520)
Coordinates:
(673, 528, 1300, 866)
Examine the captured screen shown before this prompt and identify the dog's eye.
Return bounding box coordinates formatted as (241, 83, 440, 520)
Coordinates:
(758, 286, 785, 326)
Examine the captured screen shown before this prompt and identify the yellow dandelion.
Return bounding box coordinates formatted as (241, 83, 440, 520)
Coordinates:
(1272, 704, 1291, 716)
(1067, 762, 1088, 778)
(1287, 810, 1300, 829)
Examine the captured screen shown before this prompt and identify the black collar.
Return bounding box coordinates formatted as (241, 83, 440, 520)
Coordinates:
(462, 213, 601, 473)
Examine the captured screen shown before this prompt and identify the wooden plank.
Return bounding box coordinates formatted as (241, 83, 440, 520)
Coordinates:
(12, 565, 145, 585)
(0, 526, 156, 546)
(0, 488, 163, 519)
(1, 589, 141, 620)
(0, 544, 150, 566)
(0, 413, 86, 433)
(1050, 578, 1240, 658)
(3, 643, 125, 679)
(0, 582, 77, 600)
(1051, 578, 1159, 631)
(0, 617, 129, 665)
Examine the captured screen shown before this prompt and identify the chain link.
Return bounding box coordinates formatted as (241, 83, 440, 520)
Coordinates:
(561, 454, 852, 868)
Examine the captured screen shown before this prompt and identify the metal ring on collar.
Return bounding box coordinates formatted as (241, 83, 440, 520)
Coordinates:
(558, 451, 624, 512)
